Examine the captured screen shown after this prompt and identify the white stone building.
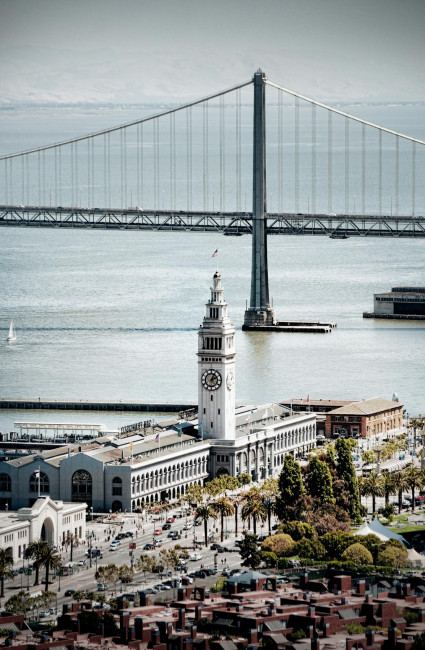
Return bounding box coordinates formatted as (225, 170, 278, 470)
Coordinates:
(0, 272, 316, 512)
(0, 497, 86, 563)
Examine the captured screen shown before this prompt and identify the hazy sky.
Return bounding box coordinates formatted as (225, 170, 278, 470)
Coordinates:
(1, 0, 424, 105)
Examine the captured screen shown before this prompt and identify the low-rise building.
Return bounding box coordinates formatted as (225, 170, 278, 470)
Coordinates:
(0, 496, 86, 562)
(325, 397, 404, 439)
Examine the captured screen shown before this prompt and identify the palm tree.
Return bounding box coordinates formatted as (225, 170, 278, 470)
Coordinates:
(260, 478, 279, 536)
(241, 489, 267, 535)
(211, 497, 234, 542)
(382, 472, 395, 505)
(195, 504, 217, 547)
(392, 471, 408, 512)
(35, 545, 62, 592)
(25, 540, 49, 586)
(359, 471, 384, 514)
(0, 548, 13, 598)
(404, 465, 423, 511)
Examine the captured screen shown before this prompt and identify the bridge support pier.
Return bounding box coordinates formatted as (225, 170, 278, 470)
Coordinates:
(243, 70, 276, 330)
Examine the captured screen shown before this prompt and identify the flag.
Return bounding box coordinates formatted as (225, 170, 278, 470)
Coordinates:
(270, 403, 274, 410)
(177, 429, 182, 438)
(34, 469, 40, 477)
(129, 441, 133, 451)
(245, 416, 250, 423)
(211, 249, 218, 258)
(306, 395, 310, 403)
(155, 434, 159, 443)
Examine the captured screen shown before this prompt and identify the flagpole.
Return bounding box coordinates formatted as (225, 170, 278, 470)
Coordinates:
(38, 464, 40, 498)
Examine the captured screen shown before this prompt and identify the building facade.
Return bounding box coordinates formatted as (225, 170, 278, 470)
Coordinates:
(0, 496, 86, 562)
(325, 397, 404, 439)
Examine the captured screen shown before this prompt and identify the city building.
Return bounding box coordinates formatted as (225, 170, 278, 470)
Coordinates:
(0, 496, 86, 562)
(325, 397, 404, 439)
(0, 273, 316, 512)
(364, 286, 425, 320)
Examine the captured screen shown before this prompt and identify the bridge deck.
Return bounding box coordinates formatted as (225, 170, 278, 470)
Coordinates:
(1, 206, 425, 237)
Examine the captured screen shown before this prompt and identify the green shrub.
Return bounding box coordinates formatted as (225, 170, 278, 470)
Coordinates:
(287, 629, 307, 641)
(346, 623, 365, 635)
(404, 611, 420, 625)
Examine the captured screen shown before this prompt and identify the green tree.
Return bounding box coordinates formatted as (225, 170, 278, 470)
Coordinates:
(211, 497, 235, 542)
(382, 472, 395, 505)
(261, 533, 295, 556)
(118, 564, 134, 586)
(342, 543, 373, 565)
(135, 555, 155, 583)
(239, 532, 262, 569)
(411, 632, 425, 650)
(34, 544, 62, 592)
(280, 521, 316, 541)
(95, 564, 119, 591)
(404, 465, 423, 511)
(335, 438, 361, 521)
(392, 471, 408, 512)
(275, 455, 304, 520)
(377, 540, 408, 568)
(0, 549, 13, 599)
(25, 540, 49, 587)
(293, 538, 325, 560)
(305, 456, 335, 504)
(184, 483, 204, 505)
(362, 450, 375, 465)
(238, 473, 252, 488)
(359, 471, 385, 514)
(320, 531, 356, 560)
(260, 478, 279, 536)
(205, 478, 226, 498)
(241, 489, 267, 535)
(355, 533, 382, 563)
(195, 504, 217, 547)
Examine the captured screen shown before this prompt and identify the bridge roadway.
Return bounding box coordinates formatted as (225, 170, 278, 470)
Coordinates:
(1, 205, 425, 237)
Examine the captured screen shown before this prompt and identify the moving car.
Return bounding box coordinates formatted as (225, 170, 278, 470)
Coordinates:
(143, 543, 155, 550)
(154, 529, 162, 535)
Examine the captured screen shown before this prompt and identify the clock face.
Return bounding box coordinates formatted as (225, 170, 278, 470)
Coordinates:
(202, 369, 222, 391)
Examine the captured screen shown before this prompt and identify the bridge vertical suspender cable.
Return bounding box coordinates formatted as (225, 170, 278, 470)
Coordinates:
(278, 91, 283, 212)
(295, 96, 299, 213)
(412, 142, 416, 216)
(362, 124, 366, 215)
(395, 136, 399, 216)
(220, 95, 225, 212)
(203, 101, 209, 211)
(328, 110, 333, 213)
(345, 119, 349, 214)
(311, 103, 316, 214)
(378, 130, 382, 216)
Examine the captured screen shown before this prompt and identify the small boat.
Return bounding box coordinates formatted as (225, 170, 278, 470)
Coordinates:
(329, 233, 349, 239)
(6, 321, 16, 342)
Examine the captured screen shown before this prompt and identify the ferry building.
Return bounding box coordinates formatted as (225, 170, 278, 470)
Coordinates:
(0, 273, 316, 513)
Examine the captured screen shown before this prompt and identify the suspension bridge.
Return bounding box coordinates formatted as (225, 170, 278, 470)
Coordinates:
(1, 70, 424, 329)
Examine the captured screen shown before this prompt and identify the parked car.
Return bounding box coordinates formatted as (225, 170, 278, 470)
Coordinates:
(189, 552, 203, 561)
(39, 611, 49, 618)
(78, 559, 87, 566)
(222, 568, 230, 576)
(181, 576, 194, 585)
(194, 519, 202, 526)
(229, 569, 241, 576)
(64, 589, 75, 597)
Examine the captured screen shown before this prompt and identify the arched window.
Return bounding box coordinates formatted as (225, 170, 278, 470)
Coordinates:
(112, 500, 122, 512)
(29, 471, 49, 494)
(0, 473, 11, 492)
(72, 470, 92, 504)
(112, 477, 122, 496)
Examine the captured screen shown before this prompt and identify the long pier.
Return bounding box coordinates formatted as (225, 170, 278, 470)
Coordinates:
(0, 399, 196, 413)
(1, 205, 425, 237)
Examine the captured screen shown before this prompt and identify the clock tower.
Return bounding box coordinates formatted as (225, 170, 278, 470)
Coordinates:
(198, 272, 236, 441)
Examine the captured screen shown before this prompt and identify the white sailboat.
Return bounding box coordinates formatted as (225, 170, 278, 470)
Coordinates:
(6, 321, 16, 342)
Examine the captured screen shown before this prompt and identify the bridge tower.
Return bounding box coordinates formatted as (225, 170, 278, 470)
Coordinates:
(243, 70, 276, 329)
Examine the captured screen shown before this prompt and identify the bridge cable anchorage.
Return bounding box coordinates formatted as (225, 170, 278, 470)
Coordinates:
(0, 79, 253, 161)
